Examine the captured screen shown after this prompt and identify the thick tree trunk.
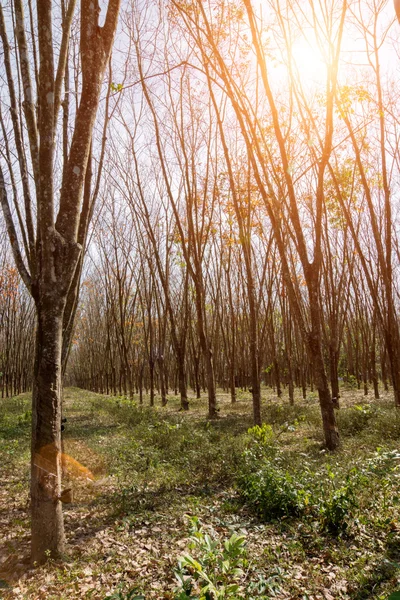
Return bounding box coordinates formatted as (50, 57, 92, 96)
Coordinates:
(381, 346, 389, 392)
(248, 306, 261, 425)
(250, 355, 261, 425)
(287, 362, 294, 406)
(194, 285, 217, 418)
(193, 354, 201, 399)
(370, 346, 379, 400)
(301, 368, 307, 399)
(31, 302, 65, 563)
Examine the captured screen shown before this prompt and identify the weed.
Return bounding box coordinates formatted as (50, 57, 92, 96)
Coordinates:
(104, 586, 145, 600)
(174, 516, 247, 599)
(237, 453, 304, 520)
(318, 474, 358, 533)
(337, 403, 378, 436)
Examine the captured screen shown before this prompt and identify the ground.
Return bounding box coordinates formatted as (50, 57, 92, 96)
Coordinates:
(1, 386, 400, 599)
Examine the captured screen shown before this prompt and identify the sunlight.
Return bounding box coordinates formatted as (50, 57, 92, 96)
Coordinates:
(291, 39, 327, 86)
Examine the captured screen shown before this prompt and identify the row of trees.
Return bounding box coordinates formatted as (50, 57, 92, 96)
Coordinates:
(68, 207, 391, 408)
(66, 0, 400, 455)
(0, 245, 34, 397)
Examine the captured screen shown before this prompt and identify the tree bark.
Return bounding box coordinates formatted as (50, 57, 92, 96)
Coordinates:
(31, 300, 65, 560)
(309, 289, 339, 450)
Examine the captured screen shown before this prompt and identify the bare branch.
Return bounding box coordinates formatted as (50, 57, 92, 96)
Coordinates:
(54, 0, 77, 122)
(14, 0, 40, 183)
(0, 165, 32, 291)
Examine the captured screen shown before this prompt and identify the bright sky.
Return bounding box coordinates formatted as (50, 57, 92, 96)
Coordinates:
(277, 0, 398, 88)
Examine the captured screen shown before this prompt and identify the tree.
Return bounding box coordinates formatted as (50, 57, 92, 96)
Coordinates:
(0, 0, 120, 562)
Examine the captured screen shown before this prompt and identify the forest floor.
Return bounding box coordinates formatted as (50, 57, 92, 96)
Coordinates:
(1, 386, 400, 600)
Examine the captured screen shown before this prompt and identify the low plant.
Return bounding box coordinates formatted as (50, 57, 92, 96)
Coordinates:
(246, 424, 276, 456)
(318, 474, 358, 533)
(237, 427, 306, 521)
(238, 431, 361, 532)
(174, 516, 248, 599)
(237, 456, 305, 520)
(104, 586, 145, 600)
(337, 403, 378, 436)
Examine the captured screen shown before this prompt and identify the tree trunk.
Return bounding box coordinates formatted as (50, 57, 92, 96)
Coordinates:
(329, 345, 340, 408)
(385, 328, 400, 407)
(31, 303, 65, 563)
(370, 347, 379, 400)
(301, 368, 307, 400)
(177, 354, 189, 410)
(274, 357, 282, 398)
(381, 346, 389, 392)
(308, 286, 339, 451)
(149, 359, 155, 406)
(230, 366, 236, 404)
(287, 361, 294, 406)
(159, 355, 167, 406)
(204, 349, 217, 418)
(308, 331, 339, 449)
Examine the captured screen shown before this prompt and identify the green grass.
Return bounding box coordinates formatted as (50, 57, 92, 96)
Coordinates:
(0, 386, 400, 599)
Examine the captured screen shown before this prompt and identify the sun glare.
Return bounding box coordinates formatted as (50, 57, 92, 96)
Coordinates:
(291, 39, 327, 86)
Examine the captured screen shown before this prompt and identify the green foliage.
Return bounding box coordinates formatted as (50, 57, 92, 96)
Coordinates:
(104, 586, 145, 599)
(261, 403, 309, 427)
(317, 471, 358, 533)
(110, 82, 123, 93)
(238, 432, 361, 532)
(368, 410, 400, 441)
(238, 463, 303, 520)
(350, 557, 399, 600)
(174, 516, 247, 599)
(238, 433, 305, 520)
(343, 374, 358, 389)
(247, 423, 275, 450)
(365, 448, 400, 477)
(173, 516, 287, 599)
(245, 570, 285, 598)
(5, 388, 400, 599)
(337, 403, 378, 436)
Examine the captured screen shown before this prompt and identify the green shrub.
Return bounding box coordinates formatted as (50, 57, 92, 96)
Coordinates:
(246, 424, 276, 457)
(238, 431, 361, 531)
(365, 448, 400, 477)
(318, 476, 358, 533)
(370, 410, 400, 440)
(337, 404, 378, 436)
(343, 374, 358, 389)
(237, 425, 307, 521)
(174, 516, 247, 599)
(261, 404, 309, 428)
(237, 455, 304, 520)
(104, 586, 145, 600)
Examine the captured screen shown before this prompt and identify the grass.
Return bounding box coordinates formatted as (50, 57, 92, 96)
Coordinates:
(0, 386, 399, 599)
